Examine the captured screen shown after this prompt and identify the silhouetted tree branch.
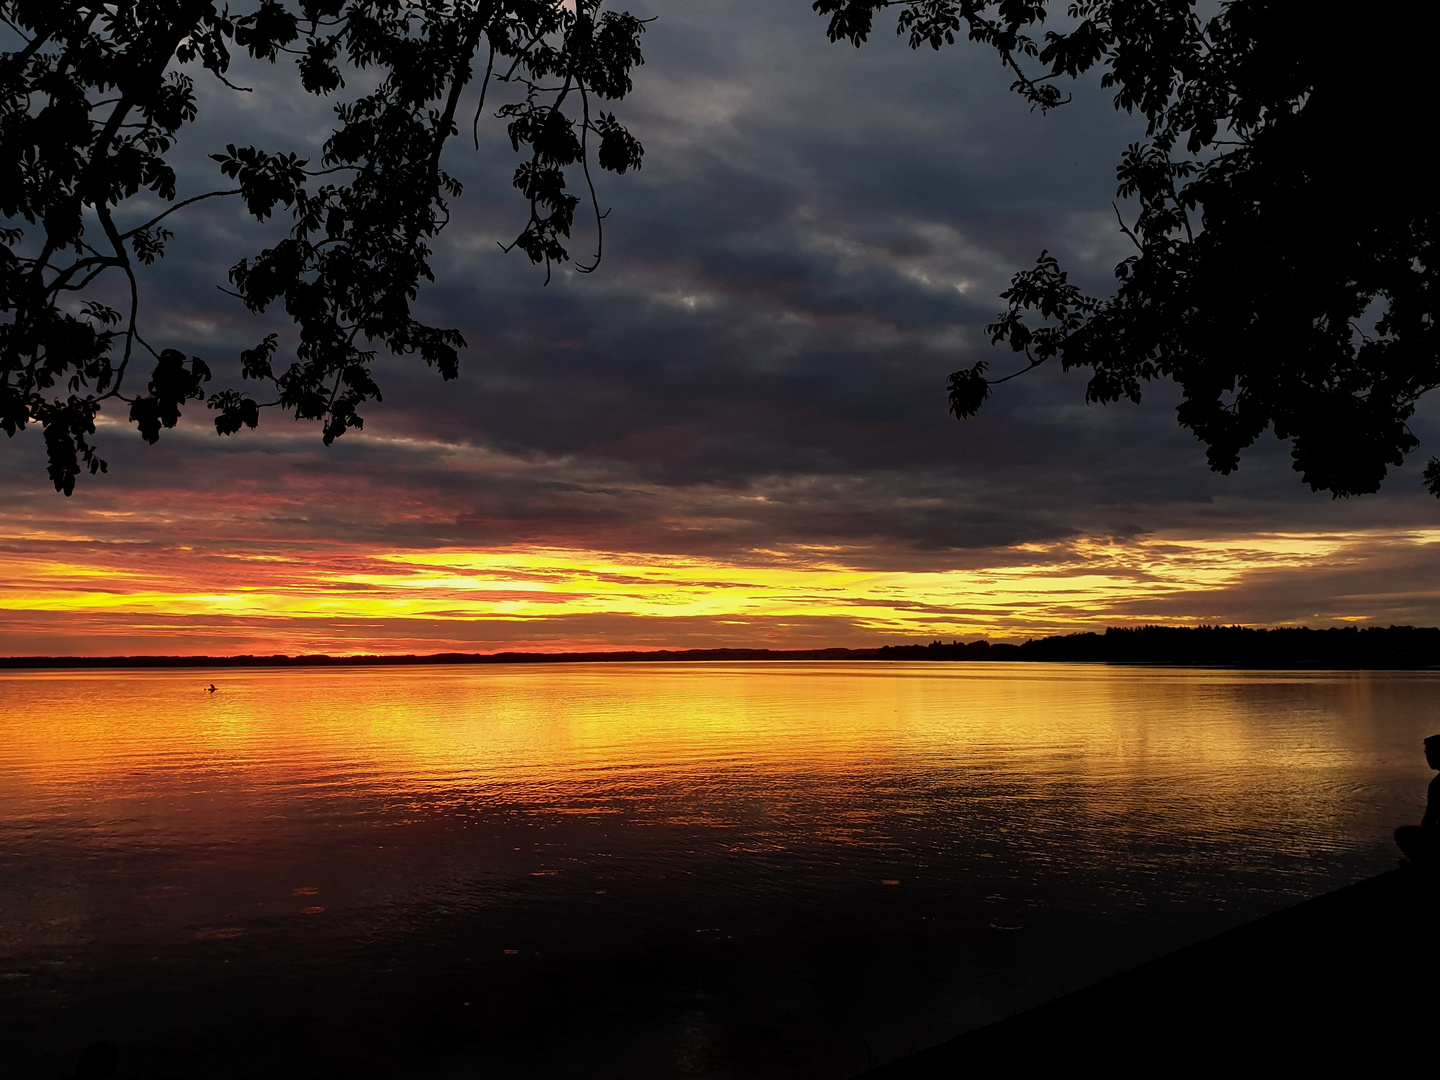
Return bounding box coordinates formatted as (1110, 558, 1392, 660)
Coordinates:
(1, 0, 646, 493)
(816, 0, 1440, 498)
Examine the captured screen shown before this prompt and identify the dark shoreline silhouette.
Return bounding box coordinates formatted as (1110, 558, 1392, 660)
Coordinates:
(856, 866, 1438, 1075)
(2, 624, 1437, 671)
(862, 737, 1440, 1075)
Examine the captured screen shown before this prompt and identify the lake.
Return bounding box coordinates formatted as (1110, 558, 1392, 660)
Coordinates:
(1, 662, 1435, 1077)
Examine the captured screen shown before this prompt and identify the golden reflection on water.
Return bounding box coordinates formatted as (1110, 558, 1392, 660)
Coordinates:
(3, 662, 1436, 1079)
(2, 662, 1434, 859)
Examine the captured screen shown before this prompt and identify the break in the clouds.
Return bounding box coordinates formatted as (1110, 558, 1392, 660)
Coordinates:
(4, 0, 1438, 653)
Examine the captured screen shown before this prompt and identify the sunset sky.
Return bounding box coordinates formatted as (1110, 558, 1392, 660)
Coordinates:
(3, 0, 1438, 656)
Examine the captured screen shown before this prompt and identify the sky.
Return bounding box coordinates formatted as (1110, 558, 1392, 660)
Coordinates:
(3, 0, 1438, 656)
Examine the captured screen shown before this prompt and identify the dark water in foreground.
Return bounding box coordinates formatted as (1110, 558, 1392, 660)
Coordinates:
(1, 662, 1435, 1077)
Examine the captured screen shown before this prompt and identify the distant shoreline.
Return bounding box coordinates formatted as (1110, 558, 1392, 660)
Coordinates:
(3, 624, 1438, 670)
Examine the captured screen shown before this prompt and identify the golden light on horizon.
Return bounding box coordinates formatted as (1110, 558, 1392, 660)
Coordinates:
(1, 526, 1436, 655)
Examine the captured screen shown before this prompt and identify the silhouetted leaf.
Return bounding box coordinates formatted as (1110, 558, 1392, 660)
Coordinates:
(946, 363, 991, 419)
(2, 0, 646, 493)
(824, 0, 1440, 498)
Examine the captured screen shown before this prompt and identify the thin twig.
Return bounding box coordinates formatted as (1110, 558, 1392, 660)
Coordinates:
(987, 357, 1046, 386)
(1113, 203, 1142, 250)
(574, 84, 604, 274)
(120, 188, 241, 240)
(472, 40, 497, 148)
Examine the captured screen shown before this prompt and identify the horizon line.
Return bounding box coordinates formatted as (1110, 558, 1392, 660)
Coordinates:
(3, 623, 1438, 670)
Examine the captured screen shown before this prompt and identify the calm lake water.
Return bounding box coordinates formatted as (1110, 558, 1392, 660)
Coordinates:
(1, 662, 1436, 1077)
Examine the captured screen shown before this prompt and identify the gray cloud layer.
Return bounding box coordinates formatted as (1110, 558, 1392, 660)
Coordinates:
(5, 0, 1437, 635)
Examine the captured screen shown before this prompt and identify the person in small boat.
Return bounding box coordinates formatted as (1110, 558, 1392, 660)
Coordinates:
(206, 683, 217, 693)
(1394, 734, 1440, 865)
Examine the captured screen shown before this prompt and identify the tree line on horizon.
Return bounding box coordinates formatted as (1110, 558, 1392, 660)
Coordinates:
(3, 623, 1438, 668)
(880, 623, 1440, 668)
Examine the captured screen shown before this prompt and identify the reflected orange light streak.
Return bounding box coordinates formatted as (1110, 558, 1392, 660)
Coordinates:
(1, 662, 1397, 881)
(0, 662, 1363, 799)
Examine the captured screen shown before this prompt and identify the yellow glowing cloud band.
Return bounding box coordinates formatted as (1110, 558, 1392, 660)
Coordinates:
(1, 528, 1437, 651)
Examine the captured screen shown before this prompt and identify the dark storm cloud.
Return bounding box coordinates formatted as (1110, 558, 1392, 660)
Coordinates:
(6, 0, 1437, 570)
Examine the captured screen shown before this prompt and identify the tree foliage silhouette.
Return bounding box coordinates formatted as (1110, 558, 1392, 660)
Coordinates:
(815, 0, 1440, 498)
(1, 0, 645, 494)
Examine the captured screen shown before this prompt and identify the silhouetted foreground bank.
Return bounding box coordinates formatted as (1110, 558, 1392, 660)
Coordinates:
(859, 867, 1437, 1075)
(2, 624, 1438, 670)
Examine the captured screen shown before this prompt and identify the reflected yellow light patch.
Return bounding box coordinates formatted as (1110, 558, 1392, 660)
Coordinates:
(0, 663, 1392, 872)
(0, 527, 1436, 652)
(0, 662, 1361, 795)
